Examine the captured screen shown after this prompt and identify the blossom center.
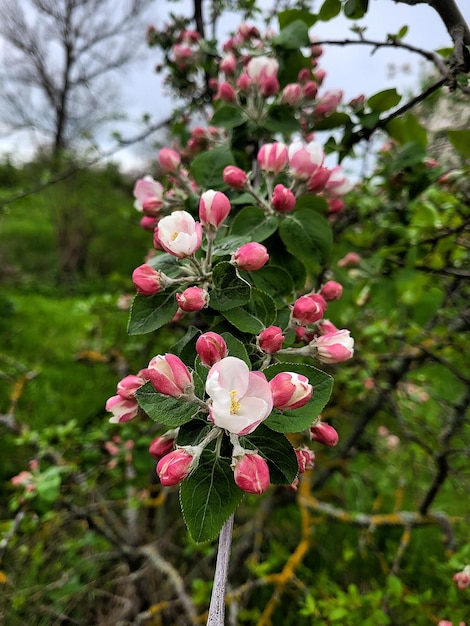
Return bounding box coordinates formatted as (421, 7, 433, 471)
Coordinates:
(230, 390, 241, 414)
(171, 231, 179, 241)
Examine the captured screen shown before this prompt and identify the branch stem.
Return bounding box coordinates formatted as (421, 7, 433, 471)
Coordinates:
(207, 513, 234, 626)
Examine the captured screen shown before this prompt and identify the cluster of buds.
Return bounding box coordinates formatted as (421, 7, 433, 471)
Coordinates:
(453, 566, 470, 590)
(106, 335, 337, 495)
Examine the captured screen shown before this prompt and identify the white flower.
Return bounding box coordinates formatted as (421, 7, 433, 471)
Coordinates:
(155, 210, 203, 258)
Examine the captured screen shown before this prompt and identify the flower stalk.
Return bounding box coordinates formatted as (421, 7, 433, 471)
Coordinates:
(207, 513, 235, 626)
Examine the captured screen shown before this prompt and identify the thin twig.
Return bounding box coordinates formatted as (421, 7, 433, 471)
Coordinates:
(207, 513, 235, 626)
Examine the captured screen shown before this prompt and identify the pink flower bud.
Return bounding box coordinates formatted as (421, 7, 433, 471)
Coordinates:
(288, 141, 324, 180)
(261, 75, 279, 97)
(223, 165, 248, 189)
(257, 326, 285, 353)
(257, 142, 288, 174)
(295, 446, 316, 473)
(282, 83, 302, 106)
(272, 184, 296, 213)
(233, 242, 269, 271)
(196, 332, 228, 367)
(270, 372, 313, 410)
(316, 319, 339, 335)
(117, 374, 145, 400)
(156, 449, 195, 486)
(140, 216, 159, 231)
(307, 167, 330, 193)
(215, 81, 237, 103)
(142, 354, 193, 397)
(337, 252, 361, 268)
(132, 264, 166, 296)
(328, 198, 345, 214)
(292, 294, 327, 325)
(236, 73, 252, 91)
(133, 176, 164, 216)
(453, 567, 470, 590)
(313, 330, 354, 364)
(158, 147, 181, 174)
(303, 81, 318, 100)
(149, 432, 177, 460)
(199, 190, 232, 228)
(233, 453, 270, 494)
(176, 286, 209, 312)
(313, 68, 326, 85)
(319, 281, 343, 301)
(314, 89, 343, 117)
(246, 56, 278, 88)
(325, 166, 351, 196)
(220, 52, 237, 74)
(310, 422, 338, 447)
(106, 395, 139, 424)
(298, 68, 311, 83)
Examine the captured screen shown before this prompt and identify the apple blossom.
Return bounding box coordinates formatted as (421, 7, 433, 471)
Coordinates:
(310, 421, 339, 447)
(288, 141, 324, 180)
(176, 286, 209, 312)
(149, 430, 178, 460)
(257, 326, 284, 353)
(272, 184, 296, 213)
(312, 329, 354, 364)
(257, 142, 288, 174)
(314, 89, 343, 118)
(233, 242, 269, 271)
(325, 166, 352, 196)
(158, 147, 181, 174)
(281, 83, 302, 106)
(205, 356, 273, 435)
(157, 449, 196, 486)
(142, 354, 193, 397)
(132, 264, 168, 296)
(106, 395, 139, 424)
(215, 81, 237, 103)
(316, 319, 339, 335)
(319, 281, 343, 301)
(223, 165, 248, 189)
(233, 453, 270, 494)
(295, 446, 316, 473)
(453, 566, 470, 590)
(199, 190, 232, 228)
(337, 252, 361, 268)
(220, 52, 237, 74)
(117, 374, 145, 400)
(196, 332, 228, 367)
(155, 210, 202, 258)
(269, 372, 313, 410)
(246, 56, 279, 96)
(133, 176, 164, 216)
(292, 294, 327, 325)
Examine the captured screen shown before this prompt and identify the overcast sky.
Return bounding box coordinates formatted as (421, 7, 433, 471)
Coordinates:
(2, 0, 469, 169)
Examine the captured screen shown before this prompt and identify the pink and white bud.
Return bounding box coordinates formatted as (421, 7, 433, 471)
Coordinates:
(196, 332, 228, 367)
(257, 142, 288, 174)
(325, 166, 352, 196)
(132, 264, 168, 296)
(156, 449, 195, 486)
(223, 165, 248, 189)
(269, 372, 313, 410)
(158, 148, 181, 174)
(295, 446, 316, 473)
(246, 56, 279, 87)
(438, 622, 466, 626)
(117, 374, 145, 400)
(233, 453, 270, 494)
(453, 566, 470, 590)
(298, 68, 311, 83)
(220, 52, 237, 74)
(310, 421, 339, 447)
(313, 330, 354, 364)
(314, 89, 343, 117)
(257, 326, 285, 354)
(140, 215, 159, 231)
(307, 167, 331, 193)
(155, 210, 202, 258)
(233, 242, 269, 271)
(303, 81, 318, 100)
(106, 395, 139, 424)
(199, 190, 232, 228)
(149, 431, 178, 460)
(288, 141, 324, 180)
(292, 294, 327, 325)
(133, 176, 164, 216)
(282, 83, 303, 106)
(313, 68, 326, 85)
(272, 184, 296, 213)
(236, 73, 252, 91)
(215, 81, 237, 103)
(142, 354, 193, 397)
(337, 252, 361, 268)
(319, 281, 343, 301)
(206, 356, 273, 435)
(176, 286, 209, 312)
(316, 319, 339, 335)
(328, 198, 345, 214)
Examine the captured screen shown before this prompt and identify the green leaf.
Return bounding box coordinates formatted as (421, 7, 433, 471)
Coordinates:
(279, 209, 332, 264)
(180, 450, 244, 542)
(447, 129, 470, 158)
(36, 467, 62, 503)
(367, 88, 401, 113)
(223, 288, 276, 333)
(249, 265, 295, 301)
(343, 0, 369, 19)
(128, 290, 178, 335)
(190, 147, 235, 189)
(294, 194, 329, 212)
(263, 104, 301, 134)
(312, 112, 352, 131)
(135, 382, 203, 427)
(391, 141, 426, 170)
(273, 19, 310, 49)
(210, 105, 247, 129)
(397, 25, 408, 39)
(147, 252, 182, 278)
(177, 418, 213, 447)
(278, 9, 318, 29)
(263, 363, 334, 433)
(221, 332, 251, 366)
(210, 262, 251, 311)
(386, 112, 427, 147)
(240, 424, 298, 484)
(230, 206, 279, 242)
(212, 234, 250, 258)
(318, 0, 341, 21)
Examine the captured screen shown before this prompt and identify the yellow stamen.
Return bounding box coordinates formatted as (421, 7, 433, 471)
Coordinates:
(171, 231, 179, 241)
(230, 390, 241, 414)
